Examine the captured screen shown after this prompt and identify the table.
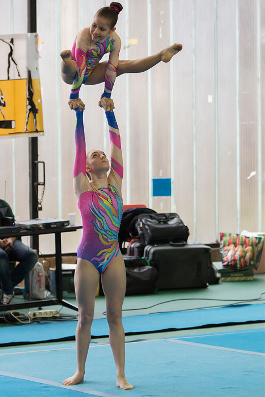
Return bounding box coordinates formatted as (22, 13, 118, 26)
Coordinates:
(0, 224, 82, 312)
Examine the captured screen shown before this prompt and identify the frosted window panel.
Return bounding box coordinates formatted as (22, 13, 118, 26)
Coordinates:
(151, 0, 172, 213)
(37, 0, 61, 253)
(60, 0, 80, 242)
(217, 0, 238, 234)
(195, 1, 216, 242)
(172, 0, 195, 240)
(0, 0, 27, 34)
(261, 0, 265, 231)
(108, 4, 128, 203)
(127, 0, 149, 205)
(239, 0, 259, 232)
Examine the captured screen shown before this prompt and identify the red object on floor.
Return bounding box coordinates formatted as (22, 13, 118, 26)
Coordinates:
(123, 204, 146, 211)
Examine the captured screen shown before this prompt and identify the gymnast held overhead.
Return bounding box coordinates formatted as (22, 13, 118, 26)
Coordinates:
(60, 1, 183, 112)
(63, 98, 133, 390)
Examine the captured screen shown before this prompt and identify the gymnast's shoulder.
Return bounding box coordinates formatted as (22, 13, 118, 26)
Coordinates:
(75, 27, 91, 50)
(109, 31, 121, 50)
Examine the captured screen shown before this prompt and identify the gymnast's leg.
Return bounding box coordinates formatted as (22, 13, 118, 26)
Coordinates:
(63, 258, 99, 386)
(60, 50, 77, 84)
(101, 254, 134, 390)
(60, 43, 182, 85)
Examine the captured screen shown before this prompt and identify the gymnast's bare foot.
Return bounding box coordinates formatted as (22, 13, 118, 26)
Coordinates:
(116, 375, 134, 390)
(161, 43, 183, 63)
(60, 49, 72, 61)
(63, 372, 84, 386)
(60, 50, 77, 83)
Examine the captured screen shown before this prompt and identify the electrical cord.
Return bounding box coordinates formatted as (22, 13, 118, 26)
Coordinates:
(112, 291, 265, 315)
(143, 301, 265, 315)
(2, 311, 31, 324)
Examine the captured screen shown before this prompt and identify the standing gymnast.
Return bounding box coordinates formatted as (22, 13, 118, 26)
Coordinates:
(61, 1, 182, 111)
(63, 98, 133, 390)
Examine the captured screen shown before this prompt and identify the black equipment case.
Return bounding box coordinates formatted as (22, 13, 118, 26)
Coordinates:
(136, 212, 189, 246)
(126, 241, 145, 257)
(123, 256, 159, 295)
(143, 243, 211, 289)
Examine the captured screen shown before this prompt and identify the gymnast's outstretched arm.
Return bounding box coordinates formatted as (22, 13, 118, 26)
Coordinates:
(105, 108, 123, 196)
(73, 109, 91, 197)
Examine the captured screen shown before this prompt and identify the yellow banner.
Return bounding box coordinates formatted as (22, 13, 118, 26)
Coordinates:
(0, 34, 44, 138)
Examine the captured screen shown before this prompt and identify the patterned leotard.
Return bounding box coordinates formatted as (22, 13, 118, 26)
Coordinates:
(74, 109, 123, 273)
(70, 37, 116, 100)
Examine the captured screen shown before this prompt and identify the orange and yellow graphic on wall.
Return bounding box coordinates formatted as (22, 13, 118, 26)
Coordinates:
(0, 33, 44, 137)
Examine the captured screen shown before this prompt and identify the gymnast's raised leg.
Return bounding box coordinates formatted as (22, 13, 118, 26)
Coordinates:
(61, 43, 182, 85)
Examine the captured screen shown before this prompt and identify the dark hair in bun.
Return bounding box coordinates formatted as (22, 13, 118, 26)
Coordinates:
(96, 2, 123, 29)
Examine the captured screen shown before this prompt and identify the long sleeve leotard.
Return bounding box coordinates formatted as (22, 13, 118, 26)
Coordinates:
(70, 36, 118, 101)
(74, 109, 123, 273)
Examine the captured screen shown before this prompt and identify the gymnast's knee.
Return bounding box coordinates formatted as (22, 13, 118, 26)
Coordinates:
(78, 311, 94, 329)
(106, 306, 122, 327)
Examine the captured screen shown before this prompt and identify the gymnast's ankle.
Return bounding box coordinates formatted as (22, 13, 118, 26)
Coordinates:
(161, 43, 183, 63)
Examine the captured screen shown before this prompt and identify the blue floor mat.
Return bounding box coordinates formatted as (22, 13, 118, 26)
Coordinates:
(0, 375, 98, 397)
(176, 327, 265, 353)
(1, 329, 265, 397)
(1, 303, 265, 346)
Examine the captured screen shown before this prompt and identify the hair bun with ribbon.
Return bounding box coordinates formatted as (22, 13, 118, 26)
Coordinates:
(110, 2, 123, 14)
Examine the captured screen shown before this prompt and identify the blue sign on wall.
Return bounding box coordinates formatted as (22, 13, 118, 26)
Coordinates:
(152, 178, 171, 197)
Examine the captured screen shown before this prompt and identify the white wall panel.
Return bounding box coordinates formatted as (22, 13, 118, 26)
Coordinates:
(37, 0, 62, 253)
(261, 0, 265, 231)
(217, 0, 238, 235)
(239, 0, 259, 231)
(173, 0, 196, 240)
(126, 0, 149, 205)
(195, 0, 216, 242)
(151, 0, 172, 213)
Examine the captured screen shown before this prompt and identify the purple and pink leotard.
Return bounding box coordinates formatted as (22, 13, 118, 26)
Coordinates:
(74, 109, 123, 274)
(70, 36, 117, 100)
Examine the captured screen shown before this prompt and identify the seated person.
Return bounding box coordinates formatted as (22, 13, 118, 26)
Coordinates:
(0, 199, 38, 305)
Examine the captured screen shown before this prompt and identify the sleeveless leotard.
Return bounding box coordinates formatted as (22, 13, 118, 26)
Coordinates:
(74, 109, 123, 274)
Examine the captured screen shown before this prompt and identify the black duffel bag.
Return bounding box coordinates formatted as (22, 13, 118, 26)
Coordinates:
(136, 213, 189, 246)
(0, 215, 15, 226)
(123, 256, 158, 295)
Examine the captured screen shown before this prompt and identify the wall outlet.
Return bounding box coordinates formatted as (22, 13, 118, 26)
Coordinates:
(28, 310, 60, 319)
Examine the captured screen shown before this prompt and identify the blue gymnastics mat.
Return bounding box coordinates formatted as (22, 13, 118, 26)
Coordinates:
(1, 303, 265, 346)
(0, 329, 265, 397)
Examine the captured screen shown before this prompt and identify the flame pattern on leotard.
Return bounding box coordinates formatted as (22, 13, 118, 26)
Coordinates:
(70, 37, 115, 100)
(74, 109, 123, 273)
